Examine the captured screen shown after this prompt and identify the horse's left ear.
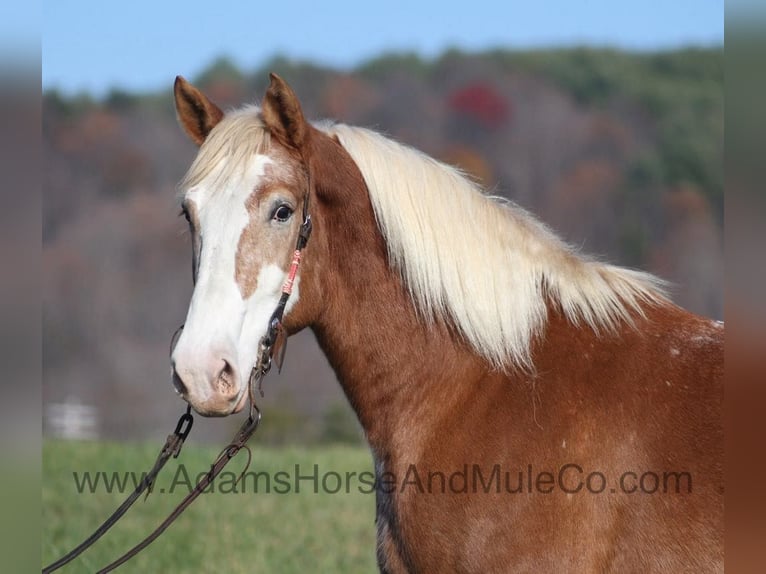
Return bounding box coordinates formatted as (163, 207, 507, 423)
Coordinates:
(261, 73, 309, 150)
(174, 76, 224, 146)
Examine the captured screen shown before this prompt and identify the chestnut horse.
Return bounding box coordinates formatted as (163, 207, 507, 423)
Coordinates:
(170, 74, 723, 572)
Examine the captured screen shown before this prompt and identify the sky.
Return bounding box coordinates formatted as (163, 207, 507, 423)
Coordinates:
(40, 0, 723, 97)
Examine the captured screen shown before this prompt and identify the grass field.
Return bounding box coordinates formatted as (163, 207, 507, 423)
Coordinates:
(42, 440, 378, 573)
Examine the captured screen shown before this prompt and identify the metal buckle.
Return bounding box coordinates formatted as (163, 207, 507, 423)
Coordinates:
(173, 405, 194, 441)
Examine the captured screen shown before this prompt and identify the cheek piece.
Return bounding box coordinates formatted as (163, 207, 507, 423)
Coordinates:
(248, 188, 312, 409)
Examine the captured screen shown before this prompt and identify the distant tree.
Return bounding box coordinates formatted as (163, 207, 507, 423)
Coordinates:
(439, 145, 494, 187)
(320, 74, 380, 120)
(356, 52, 429, 80)
(548, 159, 622, 259)
(105, 88, 138, 112)
(194, 56, 246, 105)
(195, 56, 245, 87)
(43, 89, 96, 119)
(650, 185, 723, 317)
(448, 83, 511, 129)
(102, 148, 153, 197)
(503, 47, 723, 218)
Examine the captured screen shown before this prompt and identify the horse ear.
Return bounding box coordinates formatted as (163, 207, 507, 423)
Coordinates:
(174, 76, 224, 146)
(261, 73, 308, 150)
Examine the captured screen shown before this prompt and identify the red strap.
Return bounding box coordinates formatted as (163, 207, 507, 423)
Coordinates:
(282, 250, 302, 295)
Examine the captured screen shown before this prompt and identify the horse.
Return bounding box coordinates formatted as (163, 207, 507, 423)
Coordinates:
(169, 73, 723, 572)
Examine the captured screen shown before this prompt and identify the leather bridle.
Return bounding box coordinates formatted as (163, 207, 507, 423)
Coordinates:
(43, 191, 313, 573)
(248, 190, 312, 410)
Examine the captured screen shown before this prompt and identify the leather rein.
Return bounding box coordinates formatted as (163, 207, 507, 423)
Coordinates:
(43, 195, 313, 573)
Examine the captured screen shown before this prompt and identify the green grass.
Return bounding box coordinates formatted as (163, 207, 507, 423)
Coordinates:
(42, 441, 378, 573)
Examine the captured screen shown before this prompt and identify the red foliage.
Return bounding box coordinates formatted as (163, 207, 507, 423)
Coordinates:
(448, 83, 511, 128)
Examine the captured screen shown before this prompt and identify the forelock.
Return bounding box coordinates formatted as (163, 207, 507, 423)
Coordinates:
(179, 106, 271, 194)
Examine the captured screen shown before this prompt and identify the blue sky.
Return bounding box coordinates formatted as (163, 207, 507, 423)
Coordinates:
(41, 0, 723, 96)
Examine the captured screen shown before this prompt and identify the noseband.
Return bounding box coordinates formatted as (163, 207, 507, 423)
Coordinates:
(43, 191, 313, 573)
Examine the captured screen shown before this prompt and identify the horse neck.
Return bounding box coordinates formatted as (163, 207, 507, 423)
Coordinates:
(305, 141, 485, 458)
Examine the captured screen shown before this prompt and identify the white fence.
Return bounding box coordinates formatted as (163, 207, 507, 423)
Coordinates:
(45, 400, 99, 440)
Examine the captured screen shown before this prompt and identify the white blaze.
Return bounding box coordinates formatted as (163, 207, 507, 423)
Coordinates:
(172, 153, 300, 408)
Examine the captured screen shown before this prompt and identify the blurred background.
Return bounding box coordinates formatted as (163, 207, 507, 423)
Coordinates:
(42, 0, 723, 445)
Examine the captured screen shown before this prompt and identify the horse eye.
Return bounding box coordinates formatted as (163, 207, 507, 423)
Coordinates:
(272, 204, 294, 222)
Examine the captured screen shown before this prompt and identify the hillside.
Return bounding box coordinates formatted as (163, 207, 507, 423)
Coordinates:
(43, 48, 723, 442)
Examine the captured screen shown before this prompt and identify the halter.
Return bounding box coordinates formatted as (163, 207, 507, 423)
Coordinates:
(43, 188, 313, 574)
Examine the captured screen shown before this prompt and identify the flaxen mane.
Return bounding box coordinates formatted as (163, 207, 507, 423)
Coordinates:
(325, 123, 669, 369)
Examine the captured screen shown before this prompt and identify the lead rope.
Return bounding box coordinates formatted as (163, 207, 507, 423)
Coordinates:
(41, 408, 194, 574)
(43, 191, 312, 573)
(95, 410, 262, 573)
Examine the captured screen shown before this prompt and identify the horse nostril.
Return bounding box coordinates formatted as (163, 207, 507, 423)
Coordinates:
(214, 359, 238, 396)
(172, 368, 188, 396)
